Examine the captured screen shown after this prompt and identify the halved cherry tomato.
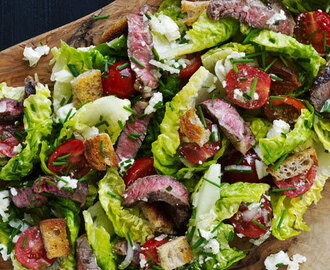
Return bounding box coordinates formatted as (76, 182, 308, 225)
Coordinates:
(231, 195, 272, 238)
(48, 139, 91, 178)
(0, 124, 23, 158)
(272, 165, 317, 198)
(15, 226, 55, 270)
(179, 53, 202, 82)
(102, 61, 137, 99)
(226, 65, 271, 109)
(264, 96, 307, 125)
(123, 157, 156, 187)
(141, 236, 169, 269)
(294, 10, 330, 54)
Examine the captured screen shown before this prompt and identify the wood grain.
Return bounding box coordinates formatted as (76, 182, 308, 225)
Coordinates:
(0, 0, 329, 269)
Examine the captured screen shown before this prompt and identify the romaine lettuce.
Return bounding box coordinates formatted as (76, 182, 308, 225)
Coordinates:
(0, 83, 24, 101)
(314, 116, 330, 152)
(245, 116, 272, 142)
(280, 0, 330, 13)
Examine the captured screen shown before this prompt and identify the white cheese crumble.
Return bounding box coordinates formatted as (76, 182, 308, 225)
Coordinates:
(266, 10, 287, 25)
(56, 103, 77, 123)
(204, 239, 220, 254)
(264, 251, 307, 270)
(155, 234, 167, 241)
(255, 159, 269, 179)
(267, 120, 290, 138)
(144, 92, 163, 114)
(118, 158, 134, 176)
(211, 124, 220, 141)
(139, 253, 148, 268)
(0, 102, 6, 113)
(149, 59, 180, 74)
(0, 243, 9, 261)
(57, 176, 78, 190)
(77, 45, 95, 52)
(150, 14, 180, 42)
(233, 88, 245, 102)
(10, 188, 17, 196)
(249, 229, 271, 246)
(0, 190, 10, 222)
(12, 144, 22, 154)
(23, 45, 50, 67)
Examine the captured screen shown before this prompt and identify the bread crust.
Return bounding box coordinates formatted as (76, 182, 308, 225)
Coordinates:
(182, 1, 209, 25)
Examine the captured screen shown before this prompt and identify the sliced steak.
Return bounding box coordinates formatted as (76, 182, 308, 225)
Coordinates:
(76, 235, 101, 270)
(127, 7, 159, 98)
(113, 240, 141, 266)
(116, 101, 152, 162)
(207, 0, 295, 36)
(310, 66, 330, 112)
(201, 98, 255, 155)
(10, 187, 47, 208)
(32, 176, 89, 206)
(123, 175, 190, 227)
(0, 98, 23, 124)
(24, 76, 36, 98)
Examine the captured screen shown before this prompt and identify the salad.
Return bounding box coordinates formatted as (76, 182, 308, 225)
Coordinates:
(1, 0, 330, 269)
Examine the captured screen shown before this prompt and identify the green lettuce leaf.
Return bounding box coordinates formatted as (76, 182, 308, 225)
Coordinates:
(83, 202, 116, 270)
(314, 116, 330, 152)
(280, 0, 330, 13)
(152, 66, 218, 175)
(245, 116, 272, 142)
(98, 168, 153, 244)
(153, 11, 239, 59)
(259, 109, 313, 165)
(0, 82, 24, 101)
(93, 34, 128, 59)
(0, 83, 52, 180)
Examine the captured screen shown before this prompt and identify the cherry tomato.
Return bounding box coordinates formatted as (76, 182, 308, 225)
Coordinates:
(294, 10, 330, 54)
(15, 226, 55, 270)
(179, 53, 202, 82)
(272, 165, 317, 198)
(123, 157, 156, 187)
(0, 124, 23, 158)
(231, 195, 272, 238)
(264, 96, 307, 125)
(101, 61, 137, 99)
(48, 139, 91, 178)
(226, 65, 271, 109)
(223, 149, 266, 184)
(141, 236, 169, 269)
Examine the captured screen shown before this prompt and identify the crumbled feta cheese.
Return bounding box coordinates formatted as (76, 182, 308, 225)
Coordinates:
(77, 45, 95, 52)
(57, 176, 78, 190)
(13, 144, 22, 154)
(236, 233, 245, 238)
(267, 120, 290, 138)
(199, 228, 217, 241)
(233, 88, 245, 102)
(204, 239, 219, 254)
(255, 159, 268, 179)
(0, 102, 6, 113)
(266, 10, 287, 25)
(53, 70, 74, 83)
(149, 59, 180, 74)
(23, 45, 50, 67)
(150, 14, 180, 42)
(144, 92, 163, 114)
(0, 243, 9, 261)
(10, 188, 17, 196)
(118, 158, 134, 176)
(56, 103, 77, 123)
(139, 253, 147, 268)
(155, 234, 167, 241)
(211, 124, 220, 141)
(250, 229, 271, 246)
(0, 190, 10, 222)
(264, 251, 306, 270)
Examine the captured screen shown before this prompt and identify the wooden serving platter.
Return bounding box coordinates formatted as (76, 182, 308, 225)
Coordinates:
(0, 0, 329, 269)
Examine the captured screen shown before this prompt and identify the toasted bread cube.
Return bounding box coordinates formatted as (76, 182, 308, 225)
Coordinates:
(84, 133, 118, 170)
(71, 69, 103, 107)
(141, 203, 174, 234)
(157, 236, 193, 270)
(182, 1, 209, 26)
(40, 218, 70, 259)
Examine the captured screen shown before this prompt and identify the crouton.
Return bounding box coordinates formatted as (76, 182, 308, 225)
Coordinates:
(267, 147, 318, 181)
(141, 203, 175, 234)
(71, 69, 103, 107)
(182, 1, 209, 26)
(180, 108, 211, 147)
(40, 218, 70, 259)
(157, 236, 193, 270)
(84, 133, 118, 170)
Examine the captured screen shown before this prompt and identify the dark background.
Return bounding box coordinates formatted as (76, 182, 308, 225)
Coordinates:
(0, 0, 113, 51)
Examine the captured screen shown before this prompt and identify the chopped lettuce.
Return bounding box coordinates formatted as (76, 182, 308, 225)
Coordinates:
(245, 116, 272, 142)
(98, 168, 153, 244)
(83, 202, 116, 270)
(152, 67, 218, 175)
(0, 83, 53, 180)
(93, 34, 128, 59)
(0, 82, 24, 101)
(259, 109, 313, 165)
(280, 0, 330, 13)
(314, 116, 330, 152)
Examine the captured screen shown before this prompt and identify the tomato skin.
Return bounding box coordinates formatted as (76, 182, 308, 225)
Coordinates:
(15, 226, 55, 270)
(294, 11, 330, 54)
(226, 65, 271, 109)
(123, 157, 156, 187)
(141, 237, 169, 269)
(231, 196, 272, 238)
(179, 53, 202, 82)
(101, 61, 137, 99)
(273, 165, 317, 198)
(48, 139, 91, 178)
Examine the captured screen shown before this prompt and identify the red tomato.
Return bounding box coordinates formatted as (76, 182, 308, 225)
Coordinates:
(294, 10, 330, 54)
(231, 196, 272, 238)
(264, 96, 307, 125)
(273, 165, 317, 198)
(0, 124, 23, 158)
(101, 61, 137, 99)
(141, 236, 169, 269)
(48, 139, 91, 178)
(226, 65, 271, 109)
(15, 226, 55, 270)
(179, 53, 202, 82)
(123, 157, 156, 187)
(223, 149, 265, 184)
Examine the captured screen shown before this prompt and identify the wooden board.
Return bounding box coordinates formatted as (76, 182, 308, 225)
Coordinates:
(0, 0, 329, 269)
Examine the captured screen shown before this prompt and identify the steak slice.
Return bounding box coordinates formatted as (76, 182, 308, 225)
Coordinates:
(123, 175, 190, 227)
(0, 98, 23, 124)
(201, 98, 255, 155)
(10, 187, 47, 208)
(113, 240, 141, 266)
(76, 235, 101, 270)
(207, 0, 295, 35)
(310, 66, 330, 112)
